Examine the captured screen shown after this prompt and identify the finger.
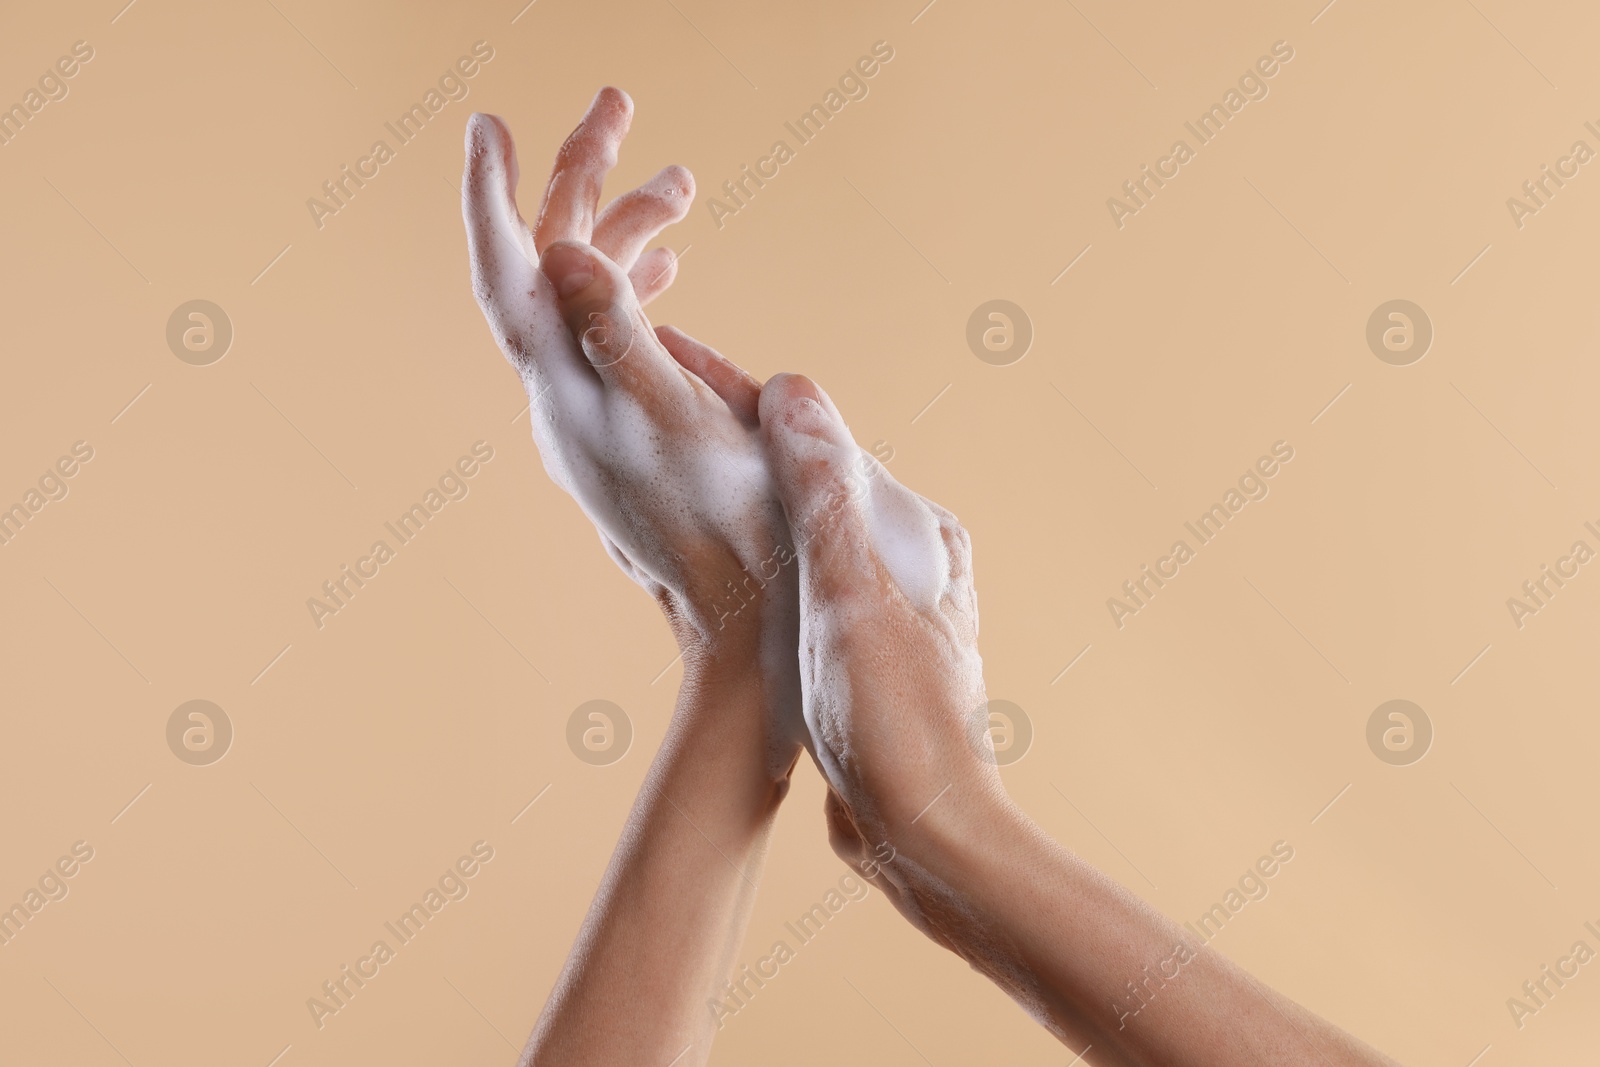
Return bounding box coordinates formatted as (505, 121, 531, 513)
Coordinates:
(628, 247, 678, 305)
(656, 325, 760, 426)
(464, 113, 592, 395)
(598, 531, 650, 589)
(937, 516, 979, 634)
(763, 376, 950, 611)
(592, 165, 694, 270)
(532, 87, 632, 253)
(539, 239, 683, 394)
(759, 373, 884, 604)
(463, 112, 538, 298)
(823, 791, 911, 910)
(824, 789, 867, 861)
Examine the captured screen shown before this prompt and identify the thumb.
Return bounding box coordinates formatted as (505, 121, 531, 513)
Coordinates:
(539, 239, 674, 390)
(462, 113, 537, 292)
(759, 374, 880, 597)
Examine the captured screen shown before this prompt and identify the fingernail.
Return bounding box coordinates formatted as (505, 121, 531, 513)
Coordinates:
(556, 265, 593, 298)
(780, 382, 838, 441)
(542, 244, 595, 298)
(775, 372, 821, 404)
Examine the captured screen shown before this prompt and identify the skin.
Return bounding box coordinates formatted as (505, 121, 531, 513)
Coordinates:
(758, 374, 1403, 1066)
(462, 89, 1400, 1067)
(462, 90, 804, 772)
(463, 90, 804, 1067)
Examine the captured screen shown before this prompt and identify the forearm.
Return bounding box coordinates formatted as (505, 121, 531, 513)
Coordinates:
(522, 664, 796, 1067)
(908, 798, 1397, 1067)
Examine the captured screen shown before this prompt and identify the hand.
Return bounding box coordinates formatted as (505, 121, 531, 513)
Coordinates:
(757, 372, 1013, 925)
(757, 376, 1401, 1066)
(462, 90, 803, 766)
(469, 87, 686, 304)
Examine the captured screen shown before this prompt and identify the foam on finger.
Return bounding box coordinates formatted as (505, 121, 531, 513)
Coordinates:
(532, 87, 633, 253)
(462, 112, 537, 291)
(656, 325, 761, 425)
(592, 164, 695, 270)
(628, 246, 678, 305)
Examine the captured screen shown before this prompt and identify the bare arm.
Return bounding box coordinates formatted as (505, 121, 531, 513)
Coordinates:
(758, 372, 1399, 1067)
(880, 790, 1398, 1065)
(525, 657, 797, 1066)
(461, 91, 806, 1065)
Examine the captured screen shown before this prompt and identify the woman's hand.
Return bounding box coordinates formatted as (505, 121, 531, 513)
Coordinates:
(464, 94, 808, 1067)
(462, 90, 802, 766)
(758, 374, 1400, 1066)
(756, 373, 1013, 915)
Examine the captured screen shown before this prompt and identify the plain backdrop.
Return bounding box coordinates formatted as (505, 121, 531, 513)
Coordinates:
(2, 1, 1598, 1064)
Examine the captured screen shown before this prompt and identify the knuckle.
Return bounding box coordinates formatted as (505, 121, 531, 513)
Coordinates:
(579, 308, 637, 368)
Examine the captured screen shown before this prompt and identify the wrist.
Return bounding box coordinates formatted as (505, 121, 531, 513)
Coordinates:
(890, 773, 1024, 880)
(663, 547, 800, 663)
(667, 650, 803, 795)
(662, 576, 805, 776)
(827, 770, 1023, 910)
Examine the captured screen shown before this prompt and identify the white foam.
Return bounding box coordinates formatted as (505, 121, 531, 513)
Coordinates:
(860, 455, 947, 614)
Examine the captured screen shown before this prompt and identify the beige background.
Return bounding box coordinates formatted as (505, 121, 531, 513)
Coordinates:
(2, 0, 1598, 1064)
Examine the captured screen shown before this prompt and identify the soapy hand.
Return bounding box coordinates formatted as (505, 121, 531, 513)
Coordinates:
(756, 373, 1013, 925)
(462, 91, 801, 753)
(474, 88, 1404, 1067)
